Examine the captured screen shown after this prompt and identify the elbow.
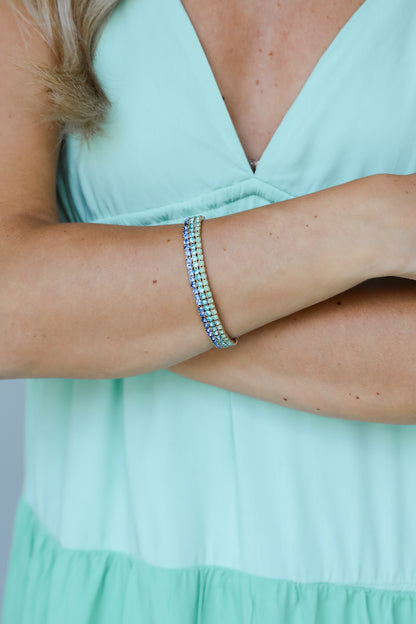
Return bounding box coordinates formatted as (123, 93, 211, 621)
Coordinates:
(0, 322, 30, 380)
(0, 280, 36, 380)
(0, 345, 28, 380)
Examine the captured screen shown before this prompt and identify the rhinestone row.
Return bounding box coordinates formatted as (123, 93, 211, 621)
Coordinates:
(183, 215, 238, 349)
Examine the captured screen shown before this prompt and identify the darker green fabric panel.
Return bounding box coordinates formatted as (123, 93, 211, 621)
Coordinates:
(2, 498, 416, 624)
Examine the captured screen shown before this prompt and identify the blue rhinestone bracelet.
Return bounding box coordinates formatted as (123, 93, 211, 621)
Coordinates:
(183, 215, 238, 349)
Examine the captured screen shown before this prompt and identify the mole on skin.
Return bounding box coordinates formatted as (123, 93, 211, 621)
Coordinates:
(152, 279, 157, 284)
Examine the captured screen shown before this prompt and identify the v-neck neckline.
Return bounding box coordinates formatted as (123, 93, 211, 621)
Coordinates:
(172, 0, 374, 178)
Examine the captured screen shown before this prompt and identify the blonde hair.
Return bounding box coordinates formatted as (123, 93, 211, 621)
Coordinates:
(8, 0, 124, 142)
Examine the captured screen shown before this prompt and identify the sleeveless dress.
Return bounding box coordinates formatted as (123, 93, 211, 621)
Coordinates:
(3, 0, 416, 621)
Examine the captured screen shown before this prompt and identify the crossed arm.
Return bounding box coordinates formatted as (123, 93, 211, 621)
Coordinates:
(169, 276, 416, 425)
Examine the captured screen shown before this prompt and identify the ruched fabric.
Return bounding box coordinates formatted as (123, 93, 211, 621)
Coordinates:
(3, 497, 416, 624)
(3, 0, 416, 621)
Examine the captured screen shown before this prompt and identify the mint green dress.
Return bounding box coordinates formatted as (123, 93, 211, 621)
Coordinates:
(3, 0, 416, 621)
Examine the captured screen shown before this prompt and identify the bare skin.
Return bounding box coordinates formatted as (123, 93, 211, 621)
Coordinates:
(168, 0, 416, 424)
(178, 0, 367, 163)
(170, 277, 416, 425)
(1, 0, 416, 424)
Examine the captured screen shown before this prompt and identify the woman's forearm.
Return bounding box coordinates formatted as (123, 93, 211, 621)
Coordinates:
(1, 174, 397, 380)
(169, 277, 416, 425)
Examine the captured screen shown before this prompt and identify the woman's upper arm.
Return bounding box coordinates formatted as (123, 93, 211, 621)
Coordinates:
(0, 0, 62, 231)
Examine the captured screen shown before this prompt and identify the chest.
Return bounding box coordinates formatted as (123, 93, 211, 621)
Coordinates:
(179, 0, 367, 165)
(60, 0, 416, 229)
